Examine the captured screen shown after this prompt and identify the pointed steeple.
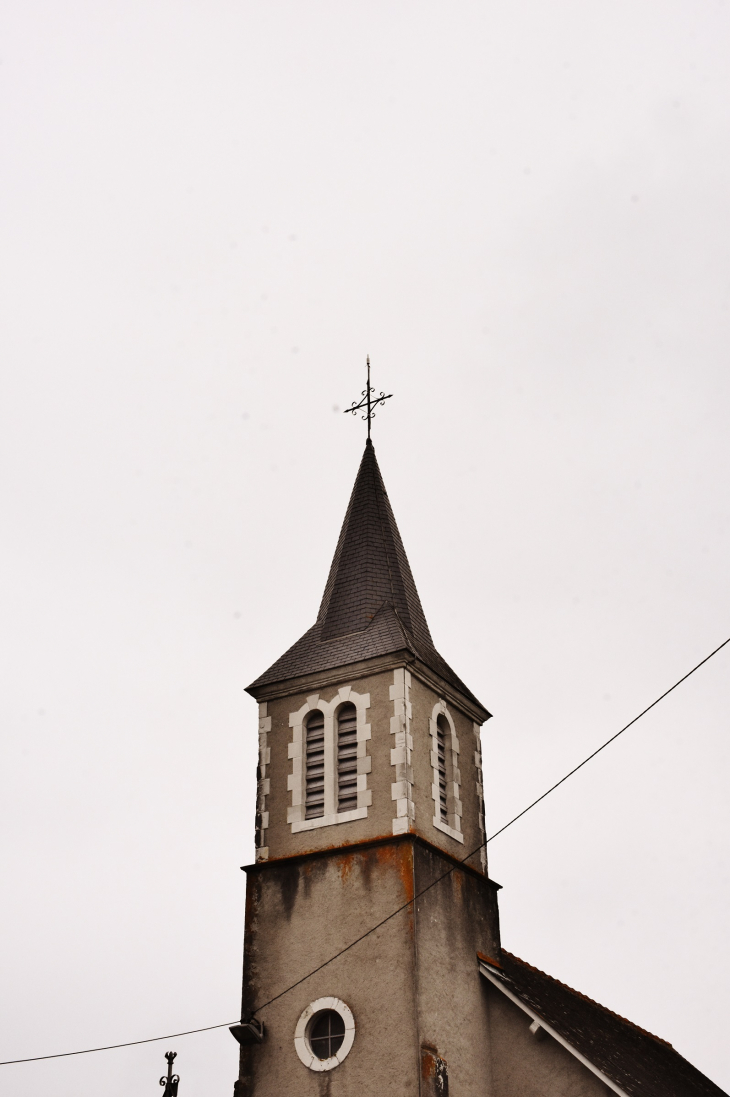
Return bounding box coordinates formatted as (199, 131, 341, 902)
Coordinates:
(247, 441, 488, 718)
(317, 440, 433, 647)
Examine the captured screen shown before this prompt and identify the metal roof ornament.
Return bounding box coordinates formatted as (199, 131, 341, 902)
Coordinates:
(159, 1051, 180, 1096)
(344, 356, 392, 441)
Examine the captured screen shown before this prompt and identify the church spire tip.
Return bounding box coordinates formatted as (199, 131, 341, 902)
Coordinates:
(344, 356, 392, 440)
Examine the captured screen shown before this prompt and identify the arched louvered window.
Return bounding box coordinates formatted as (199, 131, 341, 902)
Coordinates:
(436, 714, 449, 820)
(336, 703, 358, 813)
(305, 710, 325, 819)
(288, 691, 371, 834)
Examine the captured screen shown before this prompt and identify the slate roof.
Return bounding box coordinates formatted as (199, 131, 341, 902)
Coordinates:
(492, 950, 726, 1097)
(247, 440, 488, 715)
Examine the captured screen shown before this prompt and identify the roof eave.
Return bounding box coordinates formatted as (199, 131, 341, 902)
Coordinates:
(245, 647, 416, 703)
(246, 648, 491, 724)
(479, 961, 631, 1097)
(407, 653, 491, 724)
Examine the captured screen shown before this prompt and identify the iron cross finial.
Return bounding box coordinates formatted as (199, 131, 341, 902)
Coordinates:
(159, 1051, 180, 1096)
(344, 356, 393, 441)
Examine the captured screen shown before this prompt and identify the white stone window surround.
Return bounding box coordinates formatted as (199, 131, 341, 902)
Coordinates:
(287, 686, 372, 833)
(255, 703, 272, 863)
(429, 700, 464, 844)
(294, 997, 356, 1072)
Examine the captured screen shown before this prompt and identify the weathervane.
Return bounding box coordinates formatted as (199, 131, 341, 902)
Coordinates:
(344, 356, 392, 440)
(159, 1051, 180, 1096)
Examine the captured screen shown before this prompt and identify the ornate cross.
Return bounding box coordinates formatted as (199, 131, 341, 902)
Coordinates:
(344, 356, 392, 440)
(159, 1051, 180, 1096)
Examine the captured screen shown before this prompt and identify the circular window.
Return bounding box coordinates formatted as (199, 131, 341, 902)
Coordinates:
(294, 997, 355, 1072)
(310, 1010, 345, 1058)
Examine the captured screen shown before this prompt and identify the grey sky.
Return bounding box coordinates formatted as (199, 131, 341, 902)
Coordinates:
(1, 2, 729, 1093)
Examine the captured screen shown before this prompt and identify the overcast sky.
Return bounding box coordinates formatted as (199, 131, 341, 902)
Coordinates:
(1, 2, 729, 1094)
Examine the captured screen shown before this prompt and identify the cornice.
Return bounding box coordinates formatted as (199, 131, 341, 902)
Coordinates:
(241, 830, 502, 890)
(246, 650, 490, 725)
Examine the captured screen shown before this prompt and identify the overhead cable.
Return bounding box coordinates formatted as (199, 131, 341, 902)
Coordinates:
(2, 634, 727, 1067)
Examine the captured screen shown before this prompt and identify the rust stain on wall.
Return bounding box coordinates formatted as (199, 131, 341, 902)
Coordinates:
(281, 831, 395, 862)
(421, 1045, 438, 1080)
(331, 841, 415, 901)
(421, 1045, 449, 1097)
(375, 840, 415, 902)
(336, 849, 357, 884)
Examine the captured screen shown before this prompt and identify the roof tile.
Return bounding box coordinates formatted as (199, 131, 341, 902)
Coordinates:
(495, 950, 727, 1097)
(247, 440, 487, 713)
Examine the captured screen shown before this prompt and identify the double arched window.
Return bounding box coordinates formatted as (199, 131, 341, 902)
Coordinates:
(304, 704, 358, 819)
(292, 691, 371, 831)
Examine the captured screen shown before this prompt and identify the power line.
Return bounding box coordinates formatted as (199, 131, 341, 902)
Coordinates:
(2, 635, 727, 1067)
(486, 633, 730, 844)
(0, 1023, 238, 1066)
(252, 634, 730, 1015)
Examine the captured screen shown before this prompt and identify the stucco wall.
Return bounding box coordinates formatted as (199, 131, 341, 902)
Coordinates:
(237, 839, 420, 1097)
(408, 674, 488, 873)
(258, 661, 488, 873)
(262, 668, 396, 859)
(235, 837, 502, 1097)
(412, 841, 501, 1095)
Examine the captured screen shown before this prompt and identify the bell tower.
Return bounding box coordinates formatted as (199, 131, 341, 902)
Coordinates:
(233, 439, 502, 1097)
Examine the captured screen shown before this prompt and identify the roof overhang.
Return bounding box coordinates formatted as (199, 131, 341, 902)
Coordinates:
(478, 960, 630, 1097)
(247, 648, 490, 724)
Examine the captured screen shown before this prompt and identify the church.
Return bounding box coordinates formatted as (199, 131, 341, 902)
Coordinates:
(230, 435, 725, 1097)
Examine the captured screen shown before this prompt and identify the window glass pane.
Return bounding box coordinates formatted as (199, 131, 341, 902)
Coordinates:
(309, 1010, 346, 1059)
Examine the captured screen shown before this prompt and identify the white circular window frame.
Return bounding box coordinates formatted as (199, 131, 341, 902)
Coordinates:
(294, 997, 355, 1073)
